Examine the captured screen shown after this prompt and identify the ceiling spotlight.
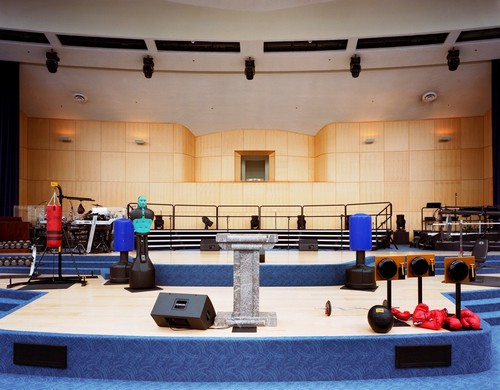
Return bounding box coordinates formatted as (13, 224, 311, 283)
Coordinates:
(58, 136, 72, 143)
(245, 57, 255, 80)
(134, 139, 145, 145)
(143, 55, 154, 78)
(350, 55, 361, 78)
(447, 48, 460, 71)
(46, 49, 60, 73)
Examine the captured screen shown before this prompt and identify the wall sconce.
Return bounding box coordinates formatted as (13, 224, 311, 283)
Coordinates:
(58, 136, 72, 142)
(364, 137, 376, 144)
(439, 135, 452, 142)
(134, 139, 146, 145)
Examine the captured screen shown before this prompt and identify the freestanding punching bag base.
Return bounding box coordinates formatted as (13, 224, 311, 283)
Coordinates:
(129, 234, 156, 290)
(345, 251, 377, 290)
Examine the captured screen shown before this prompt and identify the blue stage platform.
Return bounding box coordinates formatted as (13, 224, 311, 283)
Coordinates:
(0, 252, 497, 383)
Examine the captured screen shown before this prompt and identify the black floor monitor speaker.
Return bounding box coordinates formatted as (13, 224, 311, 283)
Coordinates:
(299, 238, 318, 251)
(200, 238, 220, 251)
(151, 292, 216, 330)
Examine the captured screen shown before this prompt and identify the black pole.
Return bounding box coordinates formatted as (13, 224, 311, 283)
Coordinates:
(455, 283, 462, 320)
(417, 276, 423, 304)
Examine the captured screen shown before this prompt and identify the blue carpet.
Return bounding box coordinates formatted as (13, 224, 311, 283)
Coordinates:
(0, 325, 499, 389)
(0, 288, 45, 319)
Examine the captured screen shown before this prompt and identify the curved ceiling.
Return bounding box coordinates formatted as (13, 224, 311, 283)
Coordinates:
(1, 0, 500, 135)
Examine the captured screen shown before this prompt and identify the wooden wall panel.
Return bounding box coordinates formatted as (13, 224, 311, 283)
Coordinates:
(266, 130, 288, 155)
(461, 148, 484, 180)
(335, 153, 359, 182)
(220, 156, 235, 181)
(149, 183, 173, 207)
(197, 132, 222, 157)
(384, 181, 409, 214)
(360, 152, 383, 182)
(126, 152, 150, 182)
(49, 150, 75, 181)
(75, 151, 101, 181)
(288, 132, 311, 157)
(336, 182, 359, 205)
(384, 121, 408, 152)
(335, 123, 359, 152)
(409, 150, 434, 181)
(384, 151, 409, 182)
(150, 123, 174, 153)
(173, 124, 195, 155)
(173, 154, 195, 182)
(27, 118, 50, 150)
(221, 130, 244, 156)
(126, 183, 150, 206)
(434, 150, 461, 181)
(101, 182, 127, 208)
(76, 121, 101, 151)
(409, 120, 434, 151)
(461, 180, 484, 206)
(359, 182, 384, 203)
(434, 180, 460, 207)
(101, 121, 126, 152)
(101, 152, 126, 182)
(460, 117, 483, 149)
(315, 124, 335, 157)
(275, 156, 288, 181)
(409, 181, 434, 210)
(243, 129, 266, 150)
(196, 156, 221, 182)
(150, 153, 174, 182)
(287, 156, 312, 181)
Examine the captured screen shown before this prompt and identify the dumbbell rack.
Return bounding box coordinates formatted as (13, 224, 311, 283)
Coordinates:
(0, 240, 37, 286)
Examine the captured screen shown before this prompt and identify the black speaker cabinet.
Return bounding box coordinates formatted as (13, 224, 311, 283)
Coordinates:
(299, 238, 318, 251)
(200, 238, 220, 251)
(151, 292, 216, 330)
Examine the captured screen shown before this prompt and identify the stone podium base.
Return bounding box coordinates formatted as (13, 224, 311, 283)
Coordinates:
(214, 311, 277, 327)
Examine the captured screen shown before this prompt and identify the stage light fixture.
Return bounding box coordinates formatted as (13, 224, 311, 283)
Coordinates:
(297, 214, 306, 230)
(245, 57, 255, 80)
(134, 139, 145, 145)
(143, 55, 154, 78)
(350, 55, 361, 78)
(154, 215, 164, 230)
(396, 214, 406, 230)
(364, 137, 376, 144)
(46, 49, 60, 73)
(439, 135, 452, 142)
(447, 48, 460, 71)
(58, 136, 72, 143)
(250, 215, 260, 230)
(202, 216, 213, 230)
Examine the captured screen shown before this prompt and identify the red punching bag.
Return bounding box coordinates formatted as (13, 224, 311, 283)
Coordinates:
(46, 192, 62, 248)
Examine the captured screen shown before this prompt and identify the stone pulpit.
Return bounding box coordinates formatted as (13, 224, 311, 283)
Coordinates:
(214, 233, 278, 328)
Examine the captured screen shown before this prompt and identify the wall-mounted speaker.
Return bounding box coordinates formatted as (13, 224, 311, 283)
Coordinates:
(151, 292, 216, 330)
(444, 256, 475, 283)
(407, 254, 435, 277)
(374, 256, 406, 281)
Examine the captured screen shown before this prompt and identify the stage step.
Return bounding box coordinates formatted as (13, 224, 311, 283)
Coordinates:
(147, 229, 392, 251)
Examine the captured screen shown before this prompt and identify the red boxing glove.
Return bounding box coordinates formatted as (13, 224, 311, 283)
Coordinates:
(460, 310, 481, 330)
(412, 303, 429, 326)
(444, 315, 462, 330)
(413, 304, 447, 330)
(392, 307, 411, 321)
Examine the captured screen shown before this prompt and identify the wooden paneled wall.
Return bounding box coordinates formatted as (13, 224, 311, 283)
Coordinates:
(19, 114, 492, 232)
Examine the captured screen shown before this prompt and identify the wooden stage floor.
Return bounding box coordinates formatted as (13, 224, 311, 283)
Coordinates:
(0, 248, 497, 338)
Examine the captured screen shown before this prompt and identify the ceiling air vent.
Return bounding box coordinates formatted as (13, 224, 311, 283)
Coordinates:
(264, 39, 348, 52)
(457, 27, 500, 42)
(422, 91, 438, 103)
(155, 40, 240, 52)
(57, 34, 147, 50)
(357, 33, 448, 49)
(0, 28, 49, 44)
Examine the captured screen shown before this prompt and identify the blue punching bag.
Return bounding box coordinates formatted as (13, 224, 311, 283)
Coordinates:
(345, 213, 376, 290)
(110, 218, 135, 283)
